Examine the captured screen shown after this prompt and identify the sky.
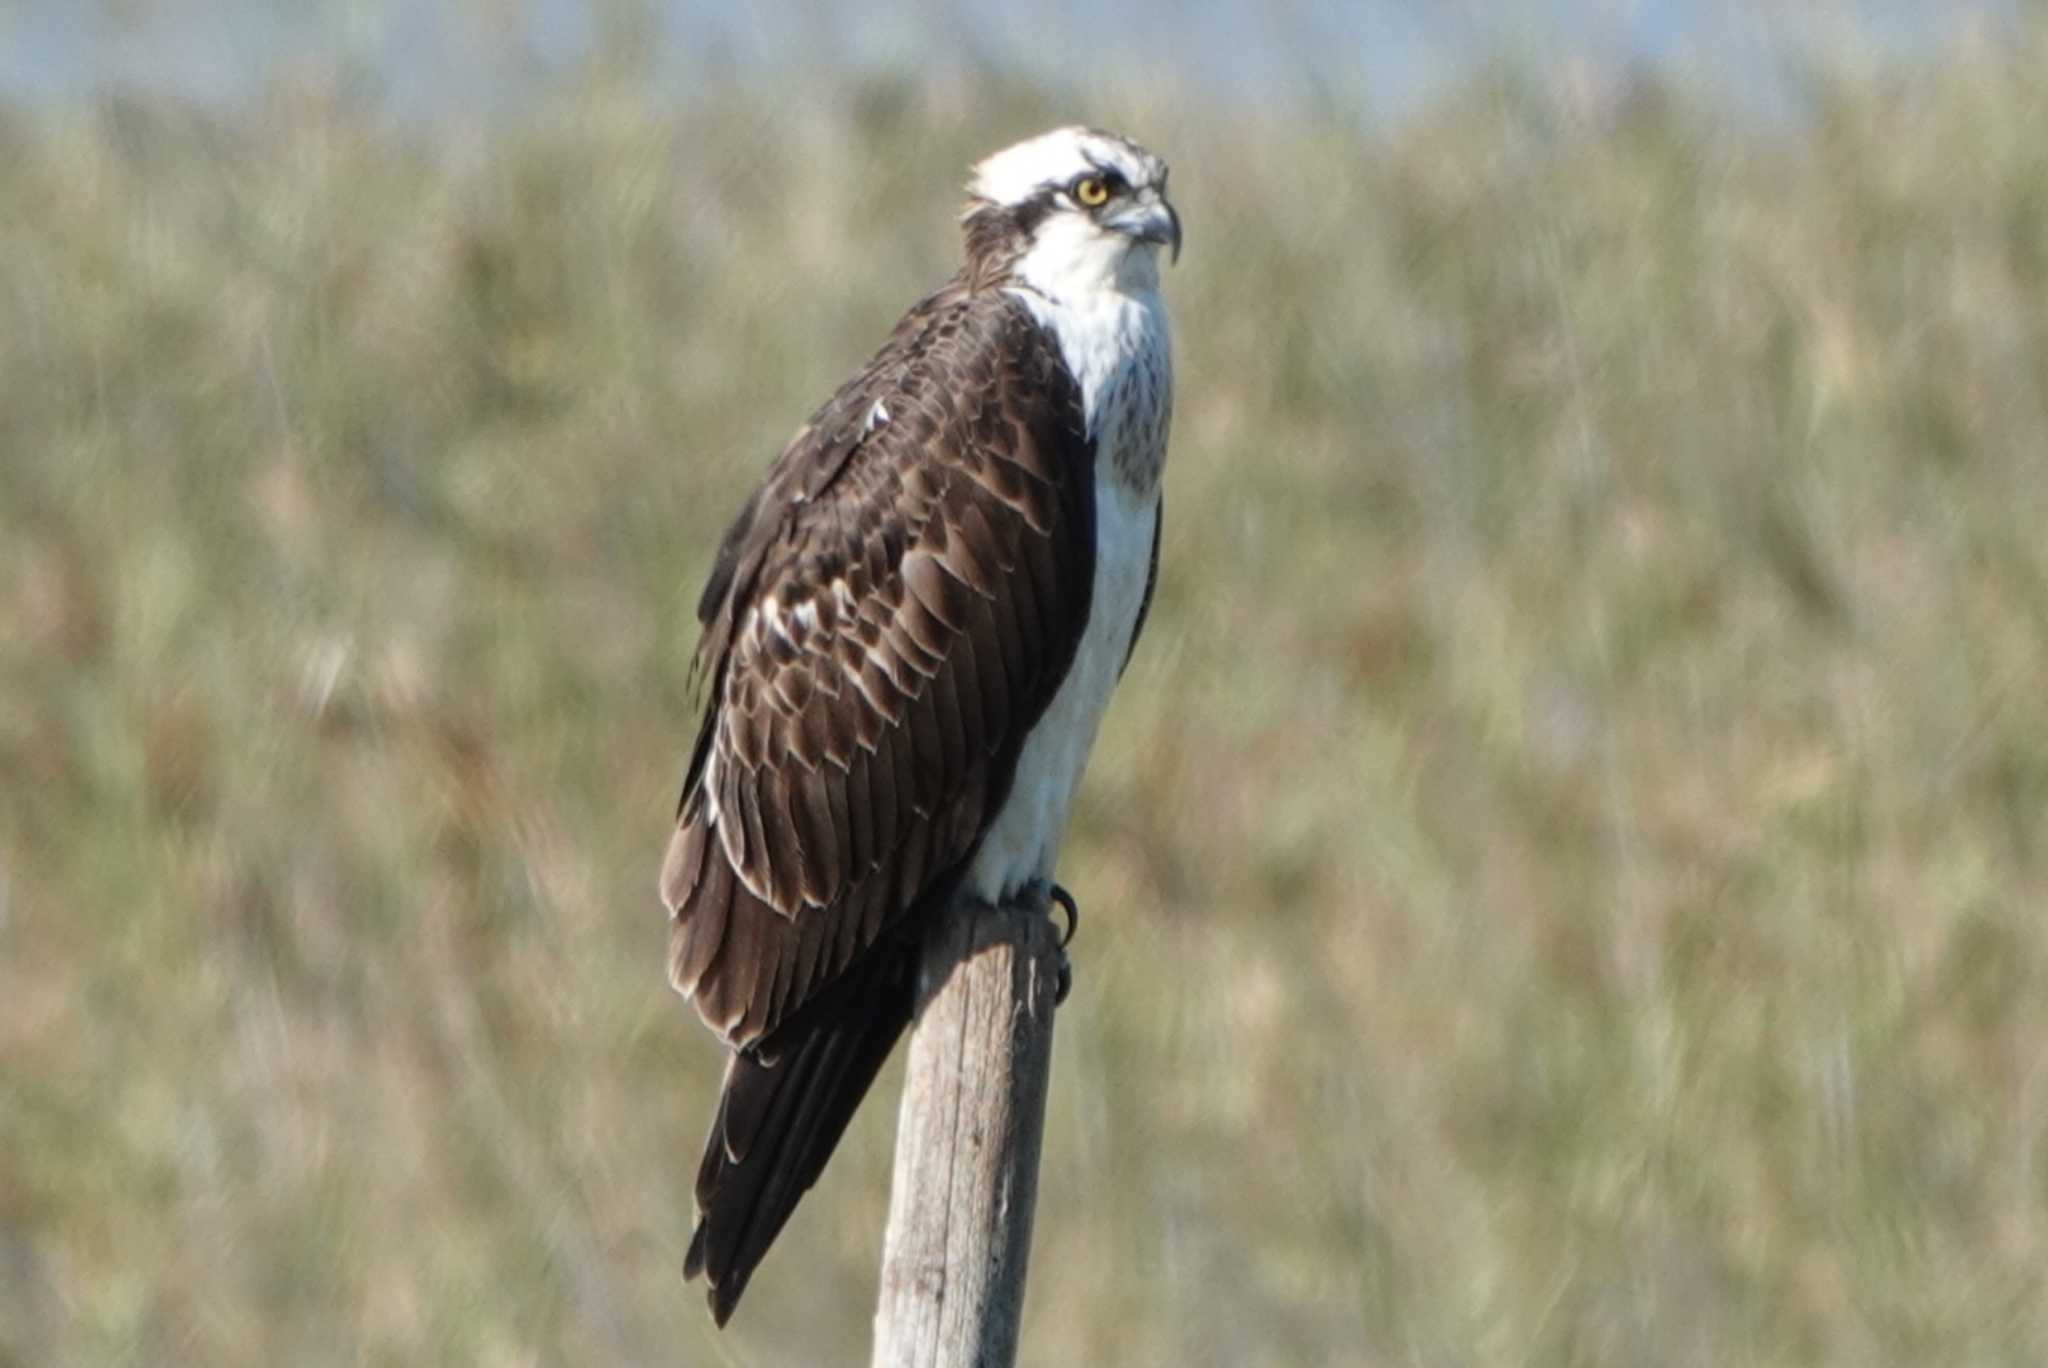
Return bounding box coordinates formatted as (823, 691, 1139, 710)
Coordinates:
(0, 1, 2020, 122)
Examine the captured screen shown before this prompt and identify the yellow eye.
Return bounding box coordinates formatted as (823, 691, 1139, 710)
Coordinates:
(1074, 177, 1110, 207)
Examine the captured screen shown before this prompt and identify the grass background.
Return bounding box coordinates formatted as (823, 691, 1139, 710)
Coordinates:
(4, 16, 2048, 1366)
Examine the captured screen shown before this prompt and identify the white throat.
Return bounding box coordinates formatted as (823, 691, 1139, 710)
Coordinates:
(1007, 242, 1172, 493)
(1012, 217, 1164, 302)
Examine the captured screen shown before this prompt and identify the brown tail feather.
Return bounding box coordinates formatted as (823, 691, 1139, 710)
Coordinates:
(684, 944, 917, 1325)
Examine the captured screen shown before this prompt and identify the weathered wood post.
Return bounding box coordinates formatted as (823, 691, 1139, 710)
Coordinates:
(870, 889, 1063, 1368)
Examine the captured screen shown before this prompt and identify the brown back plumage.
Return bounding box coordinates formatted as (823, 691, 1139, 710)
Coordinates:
(661, 274, 1098, 1323)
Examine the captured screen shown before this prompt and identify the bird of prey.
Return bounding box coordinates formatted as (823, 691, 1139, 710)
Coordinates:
(660, 126, 1180, 1325)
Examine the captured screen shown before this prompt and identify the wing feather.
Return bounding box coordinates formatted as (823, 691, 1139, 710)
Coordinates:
(789, 769, 840, 903)
(983, 555, 1033, 691)
(944, 617, 989, 758)
(842, 747, 878, 879)
(762, 905, 799, 1034)
(734, 781, 770, 907)
(664, 819, 724, 994)
(747, 770, 792, 910)
(927, 665, 968, 795)
(897, 589, 951, 661)
(904, 666, 947, 797)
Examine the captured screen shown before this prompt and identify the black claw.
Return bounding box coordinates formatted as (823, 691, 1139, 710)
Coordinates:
(1054, 945, 1073, 1006)
(1047, 884, 1079, 948)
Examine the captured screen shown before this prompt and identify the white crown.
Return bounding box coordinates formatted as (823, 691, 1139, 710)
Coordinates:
(968, 127, 1166, 207)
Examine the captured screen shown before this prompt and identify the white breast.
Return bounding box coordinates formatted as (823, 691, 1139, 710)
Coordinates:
(963, 285, 1171, 904)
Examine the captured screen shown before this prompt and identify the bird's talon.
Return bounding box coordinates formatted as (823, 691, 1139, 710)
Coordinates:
(1047, 883, 1080, 948)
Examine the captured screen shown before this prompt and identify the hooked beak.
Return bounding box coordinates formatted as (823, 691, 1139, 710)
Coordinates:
(1109, 191, 1183, 264)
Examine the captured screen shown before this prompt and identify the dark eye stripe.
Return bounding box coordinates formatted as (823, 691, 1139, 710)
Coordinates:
(1066, 167, 1127, 205)
(1014, 192, 1059, 235)
(1031, 164, 1134, 214)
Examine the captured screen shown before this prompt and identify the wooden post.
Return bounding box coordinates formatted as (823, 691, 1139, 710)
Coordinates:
(870, 890, 1063, 1368)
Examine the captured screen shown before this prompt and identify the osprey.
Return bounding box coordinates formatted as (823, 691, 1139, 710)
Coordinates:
(660, 126, 1180, 1325)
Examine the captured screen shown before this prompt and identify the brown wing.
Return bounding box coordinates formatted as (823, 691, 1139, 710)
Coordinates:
(661, 283, 1096, 1051)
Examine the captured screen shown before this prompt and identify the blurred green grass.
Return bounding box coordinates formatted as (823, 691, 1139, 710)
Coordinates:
(5, 30, 2048, 1367)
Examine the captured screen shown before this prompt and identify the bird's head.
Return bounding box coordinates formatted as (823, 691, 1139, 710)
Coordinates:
(961, 126, 1180, 297)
